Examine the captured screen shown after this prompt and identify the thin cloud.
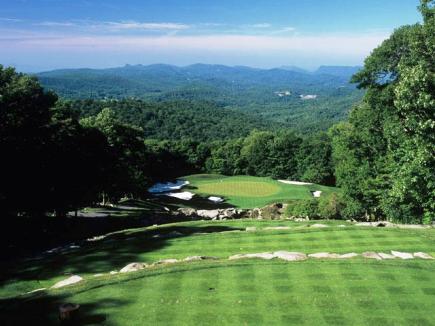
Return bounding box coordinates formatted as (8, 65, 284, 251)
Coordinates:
(270, 26, 296, 34)
(0, 18, 23, 23)
(102, 21, 191, 31)
(36, 21, 77, 27)
(3, 33, 388, 57)
(249, 23, 272, 28)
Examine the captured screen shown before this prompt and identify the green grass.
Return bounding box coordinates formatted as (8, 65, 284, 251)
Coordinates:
(1, 219, 434, 325)
(183, 174, 337, 208)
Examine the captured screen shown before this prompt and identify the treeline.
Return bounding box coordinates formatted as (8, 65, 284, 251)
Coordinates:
(143, 130, 335, 186)
(67, 99, 276, 141)
(0, 67, 334, 217)
(329, 1, 434, 224)
(0, 68, 150, 216)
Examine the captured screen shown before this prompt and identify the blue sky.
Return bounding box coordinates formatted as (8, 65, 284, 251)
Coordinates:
(0, 0, 422, 71)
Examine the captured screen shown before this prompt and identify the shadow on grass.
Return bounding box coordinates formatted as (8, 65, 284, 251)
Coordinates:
(0, 225, 243, 293)
(0, 292, 124, 325)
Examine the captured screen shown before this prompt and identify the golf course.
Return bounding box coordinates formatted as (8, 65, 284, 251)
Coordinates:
(1, 218, 434, 325)
(181, 174, 337, 208)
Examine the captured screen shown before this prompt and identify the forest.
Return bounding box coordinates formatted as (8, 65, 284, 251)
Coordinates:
(0, 1, 433, 224)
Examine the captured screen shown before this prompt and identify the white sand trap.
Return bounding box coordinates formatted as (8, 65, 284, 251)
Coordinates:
(148, 180, 189, 193)
(278, 180, 313, 185)
(311, 191, 322, 197)
(209, 196, 224, 203)
(166, 192, 194, 200)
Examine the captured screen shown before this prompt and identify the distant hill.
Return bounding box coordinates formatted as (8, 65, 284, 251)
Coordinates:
(36, 63, 364, 134)
(314, 66, 362, 78)
(278, 65, 309, 74)
(37, 63, 359, 100)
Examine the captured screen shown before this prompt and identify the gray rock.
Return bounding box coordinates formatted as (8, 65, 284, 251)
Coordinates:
(51, 275, 83, 289)
(391, 251, 414, 259)
(120, 262, 147, 273)
(156, 258, 179, 264)
(273, 251, 307, 261)
(413, 252, 433, 259)
(338, 253, 359, 259)
(177, 207, 197, 216)
(229, 252, 275, 260)
(197, 209, 220, 219)
(378, 253, 396, 259)
(183, 256, 218, 262)
(308, 252, 340, 259)
(362, 252, 382, 260)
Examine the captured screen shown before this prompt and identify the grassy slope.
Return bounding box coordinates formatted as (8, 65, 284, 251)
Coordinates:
(183, 174, 337, 208)
(1, 219, 434, 325)
(1, 220, 434, 295)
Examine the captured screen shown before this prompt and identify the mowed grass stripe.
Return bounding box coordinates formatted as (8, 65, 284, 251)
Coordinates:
(2, 260, 435, 325)
(1, 221, 434, 299)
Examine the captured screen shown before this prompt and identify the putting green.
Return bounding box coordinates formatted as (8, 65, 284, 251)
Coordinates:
(197, 181, 280, 197)
(183, 174, 337, 208)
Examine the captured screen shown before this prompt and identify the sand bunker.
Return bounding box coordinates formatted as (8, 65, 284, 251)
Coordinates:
(209, 196, 224, 203)
(148, 180, 189, 193)
(278, 180, 313, 185)
(166, 192, 195, 200)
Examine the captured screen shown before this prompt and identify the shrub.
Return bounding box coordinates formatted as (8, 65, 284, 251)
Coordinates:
(285, 199, 319, 219)
(318, 193, 346, 219)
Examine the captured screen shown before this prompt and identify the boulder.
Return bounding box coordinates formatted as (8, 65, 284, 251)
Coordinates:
(338, 253, 359, 259)
(391, 251, 414, 259)
(156, 258, 179, 264)
(378, 253, 396, 259)
(177, 207, 197, 216)
(308, 252, 340, 259)
(183, 256, 218, 262)
(120, 262, 147, 273)
(273, 251, 307, 261)
(197, 210, 220, 219)
(250, 208, 262, 219)
(362, 252, 382, 260)
(222, 208, 238, 218)
(229, 252, 275, 260)
(51, 275, 83, 289)
(413, 252, 434, 260)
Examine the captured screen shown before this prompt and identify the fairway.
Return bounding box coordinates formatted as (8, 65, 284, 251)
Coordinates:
(183, 174, 337, 208)
(1, 219, 435, 325)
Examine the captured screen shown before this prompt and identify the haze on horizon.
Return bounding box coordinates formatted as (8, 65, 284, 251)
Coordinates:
(0, 0, 422, 72)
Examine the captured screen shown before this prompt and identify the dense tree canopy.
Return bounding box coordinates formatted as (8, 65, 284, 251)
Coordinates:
(331, 0, 434, 223)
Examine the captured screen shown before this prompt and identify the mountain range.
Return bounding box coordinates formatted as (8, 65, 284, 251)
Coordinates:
(36, 63, 364, 134)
